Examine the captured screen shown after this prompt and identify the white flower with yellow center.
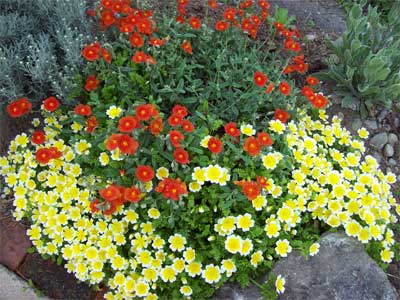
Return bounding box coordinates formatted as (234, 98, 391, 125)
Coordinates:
(161, 266, 177, 283)
(148, 208, 160, 219)
(106, 105, 122, 119)
(74, 140, 91, 155)
(309, 242, 320, 256)
(275, 274, 286, 294)
(202, 264, 221, 284)
(250, 250, 263, 267)
(252, 195, 267, 211)
(240, 238, 253, 256)
(380, 248, 393, 263)
(156, 167, 169, 180)
(200, 135, 212, 148)
(135, 280, 150, 297)
(265, 219, 281, 238)
(262, 152, 282, 170)
(236, 213, 254, 231)
(168, 234, 186, 252)
(225, 235, 242, 254)
(189, 182, 201, 192)
(269, 120, 286, 134)
(221, 259, 236, 276)
(275, 239, 292, 257)
(192, 167, 206, 184)
(240, 124, 255, 136)
(205, 165, 223, 183)
(180, 285, 193, 296)
(357, 127, 369, 139)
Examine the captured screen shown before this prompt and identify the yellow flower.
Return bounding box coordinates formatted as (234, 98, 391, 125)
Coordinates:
(225, 235, 242, 254)
(200, 135, 212, 148)
(160, 266, 177, 282)
(156, 167, 169, 180)
(186, 261, 202, 277)
(240, 238, 253, 256)
(252, 195, 267, 211)
(265, 220, 281, 238)
(183, 248, 196, 262)
(205, 165, 222, 183)
(135, 281, 150, 297)
(357, 128, 369, 139)
(74, 140, 91, 155)
(380, 248, 393, 263)
(250, 251, 263, 267)
(168, 234, 186, 252)
(240, 124, 255, 136)
(236, 213, 254, 231)
(189, 182, 201, 192)
(345, 220, 362, 237)
(275, 274, 286, 294)
(269, 120, 286, 134)
(106, 106, 122, 119)
(148, 208, 160, 219)
(262, 153, 281, 170)
(99, 153, 109, 166)
(221, 259, 237, 275)
(275, 239, 292, 257)
(277, 207, 293, 223)
(309, 243, 320, 256)
(202, 264, 221, 284)
(180, 285, 193, 296)
(192, 167, 206, 184)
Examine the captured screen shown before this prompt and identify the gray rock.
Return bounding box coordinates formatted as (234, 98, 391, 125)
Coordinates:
(369, 132, 388, 150)
(377, 108, 389, 122)
(364, 120, 379, 130)
(351, 118, 362, 132)
(213, 282, 262, 300)
(388, 159, 397, 166)
(271, 233, 398, 300)
(268, 0, 346, 36)
(394, 117, 400, 128)
(384, 144, 394, 157)
(388, 133, 398, 145)
(337, 112, 344, 120)
(372, 152, 382, 164)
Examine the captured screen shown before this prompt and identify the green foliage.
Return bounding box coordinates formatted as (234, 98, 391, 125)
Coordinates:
(318, 0, 400, 117)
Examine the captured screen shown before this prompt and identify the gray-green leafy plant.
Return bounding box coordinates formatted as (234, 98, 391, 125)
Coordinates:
(0, 0, 96, 109)
(317, 0, 400, 117)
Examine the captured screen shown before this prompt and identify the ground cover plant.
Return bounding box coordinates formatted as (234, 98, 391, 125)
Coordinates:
(319, 0, 400, 117)
(1, 1, 399, 300)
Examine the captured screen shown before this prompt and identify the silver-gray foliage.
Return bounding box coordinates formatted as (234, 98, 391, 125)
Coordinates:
(0, 0, 96, 107)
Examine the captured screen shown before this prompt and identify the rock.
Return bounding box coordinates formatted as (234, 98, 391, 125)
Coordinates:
(213, 282, 262, 300)
(388, 159, 397, 166)
(306, 33, 317, 41)
(388, 133, 398, 145)
(271, 232, 399, 300)
(351, 118, 362, 132)
(384, 144, 394, 157)
(337, 112, 344, 120)
(364, 120, 379, 130)
(394, 117, 400, 128)
(268, 0, 346, 36)
(396, 144, 400, 161)
(369, 132, 388, 150)
(372, 152, 382, 164)
(377, 108, 389, 122)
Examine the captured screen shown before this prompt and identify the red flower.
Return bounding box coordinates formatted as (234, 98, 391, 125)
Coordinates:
(235, 180, 260, 200)
(181, 120, 194, 132)
(243, 136, 261, 156)
(102, 49, 112, 64)
(264, 83, 275, 94)
(254, 71, 267, 87)
(136, 165, 154, 182)
(106, 134, 121, 151)
(82, 44, 100, 61)
(32, 131, 46, 145)
(311, 94, 328, 109)
(7, 98, 32, 118)
(86, 116, 98, 133)
(101, 10, 116, 27)
(155, 178, 187, 201)
(189, 16, 201, 29)
(103, 202, 117, 215)
(118, 116, 138, 132)
(306, 76, 319, 86)
(84, 75, 99, 91)
(149, 118, 164, 136)
(301, 86, 315, 98)
(49, 147, 62, 159)
(208, 137, 222, 154)
(124, 186, 142, 203)
(169, 130, 184, 147)
(135, 104, 153, 121)
(36, 148, 53, 164)
(42, 96, 60, 112)
(118, 134, 139, 155)
(223, 7, 236, 21)
(90, 199, 100, 213)
(284, 39, 301, 52)
(168, 114, 183, 126)
(181, 41, 193, 55)
(174, 148, 190, 164)
(137, 18, 153, 35)
(176, 15, 185, 24)
(279, 82, 291, 96)
(257, 132, 273, 146)
(215, 20, 229, 31)
(208, 0, 218, 9)
(274, 109, 290, 123)
(172, 104, 188, 117)
(224, 122, 240, 137)
(132, 51, 147, 63)
(101, 0, 113, 9)
(256, 175, 271, 189)
(100, 185, 121, 202)
(74, 104, 92, 116)
(130, 32, 144, 48)
(149, 37, 168, 47)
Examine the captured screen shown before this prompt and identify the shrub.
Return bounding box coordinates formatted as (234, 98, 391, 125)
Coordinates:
(0, 0, 95, 108)
(69, 0, 327, 124)
(1, 100, 399, 299)
(317, 0, 400, 117)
